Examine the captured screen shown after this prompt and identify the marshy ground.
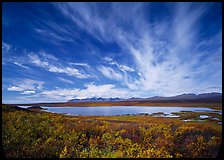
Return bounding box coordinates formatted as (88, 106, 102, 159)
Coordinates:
(2, 104, 222, 158)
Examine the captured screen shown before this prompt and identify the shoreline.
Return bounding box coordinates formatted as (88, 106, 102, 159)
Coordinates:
(13, 102, 222, 110)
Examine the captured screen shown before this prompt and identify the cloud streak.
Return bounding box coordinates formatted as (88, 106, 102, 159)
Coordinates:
(58, 77, 74, 84)
(21, 90, 36, 94)
(98, 66, 123, 81)
(28, 51, 91, 78)
(13, 61, 29, 69)
(7, 79, 44, 92)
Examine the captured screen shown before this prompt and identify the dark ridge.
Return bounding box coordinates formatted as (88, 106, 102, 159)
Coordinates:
(27, 106, 45, 110)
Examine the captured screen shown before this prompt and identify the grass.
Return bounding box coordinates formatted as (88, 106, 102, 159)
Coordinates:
(2, 104, 222, 158)
(171, 111, 222, 121)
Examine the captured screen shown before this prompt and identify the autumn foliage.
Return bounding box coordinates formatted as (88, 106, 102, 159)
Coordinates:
(2, 105, 222, 158)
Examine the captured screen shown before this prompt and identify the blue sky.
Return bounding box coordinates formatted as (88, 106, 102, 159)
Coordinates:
(2, 2, 222, 103)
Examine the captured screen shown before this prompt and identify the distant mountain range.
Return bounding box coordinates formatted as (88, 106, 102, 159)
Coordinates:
(68, 92, 222, 103)
(68, 97, 122, 102)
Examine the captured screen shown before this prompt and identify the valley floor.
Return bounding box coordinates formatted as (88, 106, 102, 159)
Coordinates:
(2, 104, 222, 158)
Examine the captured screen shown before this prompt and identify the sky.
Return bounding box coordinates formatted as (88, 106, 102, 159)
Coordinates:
(2, 2, 222, 104)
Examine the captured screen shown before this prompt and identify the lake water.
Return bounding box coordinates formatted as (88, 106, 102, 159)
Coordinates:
(18, 106, 222, 116)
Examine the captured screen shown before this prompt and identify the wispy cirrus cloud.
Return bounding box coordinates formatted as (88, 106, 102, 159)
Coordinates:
(28, 53, 49, 67)
(2, 42, 12, 65)
(109, 62, 135, 72)
(27, 5, 79, 46)
(13, 61, 29, 69)
(54, 2, 222, 96)
(2, 42, 11, 51)
(2, 42, 30, 69)
(7, 79, 44, 92)
(103, 56, 135, 72)
(35, 28, 73, 44)
(69, 62, 90, 68)
(28, 51, 91, 78)
(58, 77, 74, 84)
(98, 66, 123, 81)
(54, 2, 106, 43)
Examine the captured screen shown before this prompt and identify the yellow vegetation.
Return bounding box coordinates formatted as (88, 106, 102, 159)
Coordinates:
(2, 105, 222, 158)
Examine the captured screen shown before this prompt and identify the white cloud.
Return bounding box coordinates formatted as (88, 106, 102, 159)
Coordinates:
(13, 61, 29, 69)
(70, 62, 90, 67)
(2, 43, 31, 68)
(55, 2, 147, 43)
(28, 53, 49, 67)
(49, 66, 83, 78)
(8, 86, 24, 91)
(2, 42, 11, 51)
(28, 52, 91, 78)
(41, 83, 139, 101)
(35, 28, 73, 44)
(103, 57, 113, 62)
(64, 67, 90, 78)
(53, 2, 222, 96)
(98, 66, 122, 81)
(40, 50, 58, 61)
(173, 3, 209, 51)
(7, 79, 44, 93)
(2, 42, 13, 65)
(21, 90, 36, 94)
(109, 61, 135, 72)
(55, 2, 107, 43)
(119, 65, 135, 72)
(48, 66, 64, 73)
(90, 3, 221, 96)
(58, 77, 74, 84)
(102, 56, 135, 72)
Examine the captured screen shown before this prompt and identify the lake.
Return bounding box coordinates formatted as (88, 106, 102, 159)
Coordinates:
(18, 106, 222, 116)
